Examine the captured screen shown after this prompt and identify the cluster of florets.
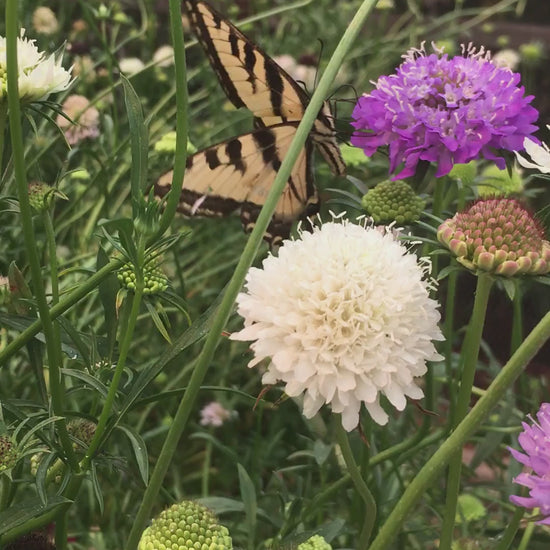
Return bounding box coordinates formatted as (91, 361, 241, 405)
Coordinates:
(0, 435, 18, 473)
(362, 180, 425, 224)
(138, 501, 232, 550)
(351, 43, 538, 178)
(437, 198, 550, 276)
(28, 182, 56, 212)
(117, 256, 168, 294)
(67, 419, 96, 448)
(297, 534, 332, 550)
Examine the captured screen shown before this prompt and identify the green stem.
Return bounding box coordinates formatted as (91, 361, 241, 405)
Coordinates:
(201, 439, 212, 498)
(517, 514, 535, 550)
(368, 310, 550, 550)
(495, 506, 524, 550)
(511, 282, 523, 355)
(444, 269, 458, 430)
(5, 0, 78, 472)
(439, 272, 494, 550)
(0, 475, 9, 512)
(0, 257, 123, 365)
(335, 422, 376, 548)
(155, 0, 188, 239)
(0, 103, 7, 179)
(55, 512, 68, 550)
(124, 2, 380, 548)
(42, 211, 60, 305)
(82, 282, 144, 469)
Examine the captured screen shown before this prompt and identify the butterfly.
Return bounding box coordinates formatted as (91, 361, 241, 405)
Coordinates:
(155, 0, 346, 245)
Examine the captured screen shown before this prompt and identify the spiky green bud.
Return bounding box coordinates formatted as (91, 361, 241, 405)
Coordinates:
(339, 143, 369, 167)
(138, 501, 233, 550)
(437, 198, 550, 276)
(0, 436, 18, 473)
(67, 419, 96, 448)
(117, 256, 168, 294)
(362, 180, 424, 224)
(477, 165, 522, 198)
(449, 161, 477, 187)
(28, 182, 59, 212)
(298, 534, 332, 550)
(455, 494, 487, 524)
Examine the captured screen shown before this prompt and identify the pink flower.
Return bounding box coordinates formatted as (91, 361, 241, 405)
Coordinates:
(56, 94, 99, 145)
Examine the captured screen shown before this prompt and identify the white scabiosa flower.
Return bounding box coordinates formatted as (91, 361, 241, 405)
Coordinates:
(153, 45, 175, 67)
(515, 129, 550, 174)
(119, 56, 145, 75)
(32, 7, 59, 35)
(200, 401, 234, 427)
(231, 220, 444, 431)
(0, 30, 72, 103)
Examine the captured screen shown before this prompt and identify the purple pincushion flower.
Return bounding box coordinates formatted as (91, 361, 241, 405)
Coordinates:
(509, 402, 550, 524)
(351, 43, 539, 179)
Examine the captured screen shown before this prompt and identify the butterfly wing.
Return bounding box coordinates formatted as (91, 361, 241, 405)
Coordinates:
(155, 124, 317, 244)
(184, 0, 309, 128)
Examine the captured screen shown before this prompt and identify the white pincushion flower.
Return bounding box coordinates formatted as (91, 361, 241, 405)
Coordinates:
(231, 221, 444, 431)
(119, 57, 145, 75)
(515, 128, 550, 174)
(0, 30, 72, 103)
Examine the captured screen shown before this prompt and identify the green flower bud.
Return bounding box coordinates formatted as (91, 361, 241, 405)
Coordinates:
(448, 161, 477, 187)
(298, 534, 332, 550)
(28, 182, 58, 212)
(362, 180, 424, 225)
(519, 42, 544, 66)
(437, 198, 550, 276)
(117, 256, 168, 294)
(67, 419, 97, 448)
(455, 494, 487, 524)
(154, 131, 197, 155)
(339, 143, 369, 167)
(138, 501, 233, 550)
(0, 436, 19, 473)
(477, 165, 522, 198)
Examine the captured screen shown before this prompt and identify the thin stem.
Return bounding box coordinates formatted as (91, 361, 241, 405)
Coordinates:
(201, 439, 212, 498)
(517, 515, 535, 550)
(124, 2, 380, 548)
(368, 310, 550, 550)
(42, 210, 60, 305)
(443, 269, 458, 430)
(439, 272, 494, 550)
(5, 0, 78, 472)
(82, 282, 144, 469)
(55, 513, 68, 550)
(0, 475, 9, 512)
(0, 104, 7, 179)
(335, 422, 376, 548)
(495, 507, 524, 550)
(0, 257, 124, 365)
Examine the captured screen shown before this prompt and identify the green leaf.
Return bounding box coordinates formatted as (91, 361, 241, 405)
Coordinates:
(35, 451, 58, 505)
(60, 369, 111, 404)
(237, 463, 257, 546)
(144, 300, 172, 343)
(196, 496, 245, 515)
(115, 425, 149, 485)
(97, 247, 119, 357)
(122, 75, 149, 210)
(0, 496, 72, 535)
(90, 461, 105, 515)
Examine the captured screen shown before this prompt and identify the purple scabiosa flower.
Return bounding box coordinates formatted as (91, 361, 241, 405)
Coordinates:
(351, 43, 539, 179)
(509, 403, 550, 524)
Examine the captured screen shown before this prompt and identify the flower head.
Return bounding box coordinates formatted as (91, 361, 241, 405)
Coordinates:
(509, 403, 550, 524)
(153, 45, 175, 68)
(437, 198, 550, 276)
(231, 220, 443, 431)
(0, 435, 18, 473)
(298, 535, 332, 550)
(119, 57, 145, 75)
(56, 94, 100, 145)
(0, 30, 72, 103)
(361, 180, 425, 224)
(200, 402, 234, 427)
(138, 501, 233, 550)
(32, 7, 59, 35)
(351, 43, 538, 179)
(117, 256, 168, 295)
(515, 128, 550, 174)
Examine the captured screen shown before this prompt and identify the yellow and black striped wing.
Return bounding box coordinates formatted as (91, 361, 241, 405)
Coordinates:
(155, 124, 317, 244)
(184, 0, 309, 128)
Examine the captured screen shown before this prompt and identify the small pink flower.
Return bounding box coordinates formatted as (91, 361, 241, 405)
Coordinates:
(200, 402, 233, 427)
(56, 94, 100, 145)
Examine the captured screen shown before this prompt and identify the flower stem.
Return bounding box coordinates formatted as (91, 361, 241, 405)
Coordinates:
(82, 281, 144, 469)
(368, 309, 550, 550)
(495, 506, 524, 550)
(0, 103, 7, 178)
(439, 271, 494, 549)
(123, 2, 380, 548)
(5, 0, 78, 472)
(0, 257, 123, 365)
(335, 421, 377, 549)
(444, 269, 458, 429)
(517, 514, 535, 550)
(42, 210, 60, 305)
(55, 513, 68, 550)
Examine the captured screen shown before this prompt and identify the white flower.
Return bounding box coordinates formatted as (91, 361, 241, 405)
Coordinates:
(515, 129, 550, 174)
(231, 220, 444, 431)
(492, 49, 520, 70)
(0, 30, 72, 103)
(119, 57, 145, 75)
(273, 54, 316, 92)
(200, 402, 234, 427)
(153, 45, 174, 68)
(32, 7, 59, 35)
